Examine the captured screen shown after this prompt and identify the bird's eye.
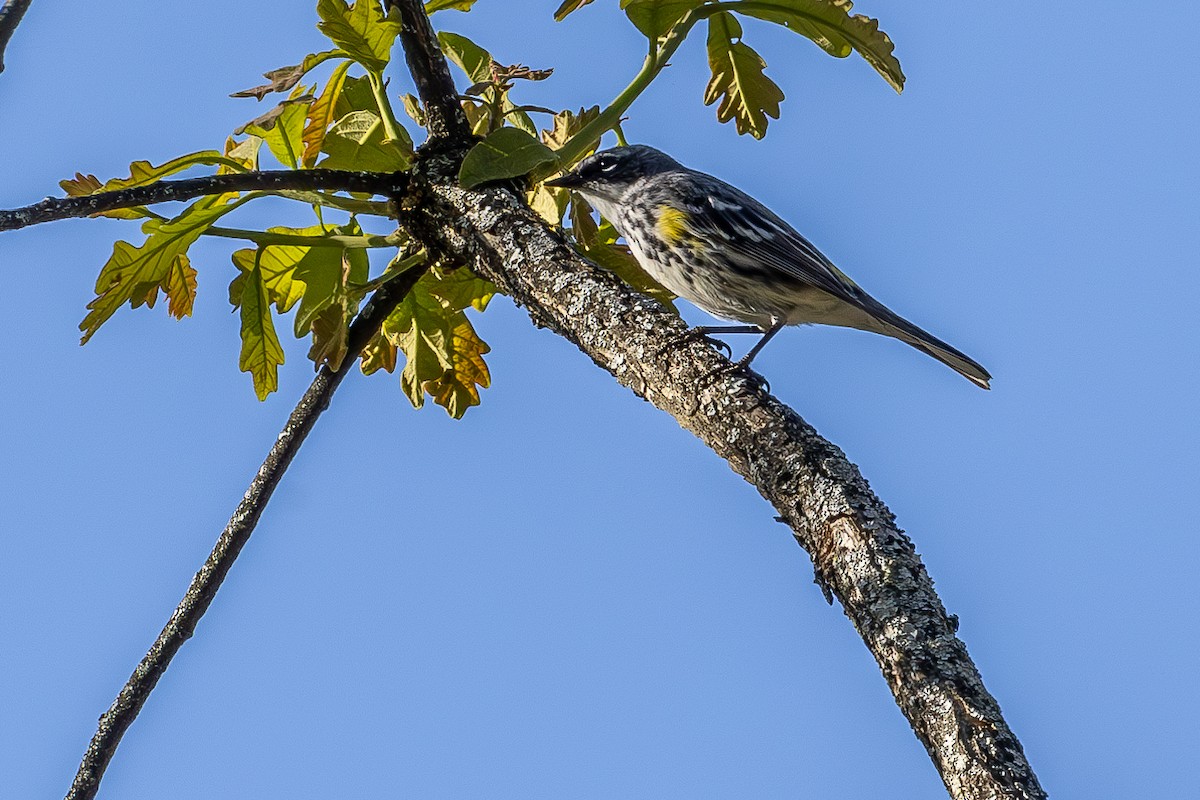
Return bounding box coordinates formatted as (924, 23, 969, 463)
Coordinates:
(598, 158, 618, 173)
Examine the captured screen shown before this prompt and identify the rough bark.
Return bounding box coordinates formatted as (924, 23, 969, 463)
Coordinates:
(0, 0, 32, 73)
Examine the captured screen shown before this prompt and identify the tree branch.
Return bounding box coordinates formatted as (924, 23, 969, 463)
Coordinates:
(65, 263, 429, 800)
(392, 5, 1046, 797)
(386, 0, 471, 142)
(0, 0, 32, 74)
(413, 175, 1047, 800)
(0, 170, 408, 231)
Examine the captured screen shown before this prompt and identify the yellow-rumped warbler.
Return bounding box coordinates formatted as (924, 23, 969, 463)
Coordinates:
(546, 145, 991, 389)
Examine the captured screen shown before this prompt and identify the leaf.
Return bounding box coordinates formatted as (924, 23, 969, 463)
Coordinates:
(230, 227, 327, 314)
(307, 302, 351, 371)
(238, 95, 311, 169)
(425, 0, 477, 12)
(80, 193, 243, 343)
(425, 265, 495, 312)
(423, 317, 491, 418)
(527, 182, 568, 225)
(162, 257, 199, 319)
(360, 331, 398, 375)
(60, 151, 244, 219)
(382, 276, 491, 418)
(333, 74, 380, 117)
(735, 0, 905, 92)
(318, 110, 412, 171)
(239, 260, 286, 400)
(541, 105, 601, 155)
(230, 50, 345, 100)
(290, 224, 368, 338)
(459, 127, 558, 188)
(303, 60, 353, 167)
(437, 31, 492, 83)
(620, 0, 703, 40)
(553, 0, 596, 21)
(400, 93, 427, 126)
(703, 11, 785, 139)
(316, 0, 401, 74)
(221, 135, 263, 173)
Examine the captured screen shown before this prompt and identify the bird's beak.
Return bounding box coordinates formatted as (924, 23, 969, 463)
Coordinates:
(544, 170, 584, 189)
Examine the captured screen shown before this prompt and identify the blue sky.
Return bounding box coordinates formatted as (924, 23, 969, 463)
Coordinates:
(2, 2, 1197, 797)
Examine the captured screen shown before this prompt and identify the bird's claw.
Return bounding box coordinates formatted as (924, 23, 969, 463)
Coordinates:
(699, 361, 772, 394)
(656, 327, 733, 359)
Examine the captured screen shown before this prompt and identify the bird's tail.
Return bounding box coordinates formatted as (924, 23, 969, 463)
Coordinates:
(860, 297, 992, 390)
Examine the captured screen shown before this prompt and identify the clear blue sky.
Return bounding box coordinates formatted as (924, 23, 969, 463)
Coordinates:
(2, 2, 1197, 797)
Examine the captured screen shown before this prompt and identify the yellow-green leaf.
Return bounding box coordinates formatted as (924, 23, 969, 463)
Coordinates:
(239, 261, 286, 400)
(735, 0, 904, 92)
(60, 151, 246, 220)
(80, 194, 243, 342)
(553, 0, 595, 21)
(425, 265, 495, 313)
(319, 110, 412, 171)
(316, 0, 401, 74)
(620, 0, 703, 40)
(438, 31, 492, 83)
(703, 12, 784, 139)
(381, 274, 491, 417)
(424, 316, 491, 418)
(162, 257, 198, 319)
(303, 60, 353, 167)
(459, 127, 558, 188)
(230, 226, 329, 314)
(307, 302, 351, 371)
(241, 96, 310, 169)
(360, 331, 398, 375)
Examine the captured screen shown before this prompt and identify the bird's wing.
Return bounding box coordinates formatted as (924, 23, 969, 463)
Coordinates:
(681, 191, 866, 308)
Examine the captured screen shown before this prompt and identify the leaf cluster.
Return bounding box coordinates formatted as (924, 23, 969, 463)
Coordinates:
(60, 0, 905, 418)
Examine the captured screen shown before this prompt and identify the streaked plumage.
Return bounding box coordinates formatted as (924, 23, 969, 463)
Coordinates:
(545, 145, 991, 389)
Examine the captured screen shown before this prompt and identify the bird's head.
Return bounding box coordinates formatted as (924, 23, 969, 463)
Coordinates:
(544, 145, 681, 201)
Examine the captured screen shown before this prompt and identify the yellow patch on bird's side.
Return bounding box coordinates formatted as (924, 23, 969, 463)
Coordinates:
(656, 205, 690, 244)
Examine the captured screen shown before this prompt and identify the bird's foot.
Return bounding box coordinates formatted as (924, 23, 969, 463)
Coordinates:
(656, 327, 733, 360)
(699, 360, 772, 395)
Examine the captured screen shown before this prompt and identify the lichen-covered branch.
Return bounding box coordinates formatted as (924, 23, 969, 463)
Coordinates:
(0, 170, 407, 232)
(64, 264, 429, 800)
(392, 5, 1047, 796)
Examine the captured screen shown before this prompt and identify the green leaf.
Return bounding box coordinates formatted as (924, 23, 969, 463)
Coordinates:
(230, 226, 329, 314)
(333, 74, 381, 116)
(303, 60, 353, 167)
(734, 0, 905, 92)
(438, 31, 493, 83)
(291, 223, 369, 338)
(239, 260, 286, 400)
(80, 193, 243, 342)
(162, 257, 199, 319)
(425, 0, 477, 12)
(620, 0, 703, 40)
(318, 110, 412, 171)
(459, 127, 558, 188)
(703, 11, 785, 139)
(241, 96, 310, 169)
(425, 265, 495, 313)
(553, 0, 596, 21)
(423, 316, 491, 418)
(316, 0, 401, 74)
(230, 50, 346, 100)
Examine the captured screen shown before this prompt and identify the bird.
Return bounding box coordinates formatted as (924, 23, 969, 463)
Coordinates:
(544, 145, 991, 389)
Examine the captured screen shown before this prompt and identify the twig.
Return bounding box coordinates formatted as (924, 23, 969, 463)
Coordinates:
(64, 263, 429, 800)
(0, 0, 32, 74)
(386, 0, 471, 142)
(0, 170, 408, 231)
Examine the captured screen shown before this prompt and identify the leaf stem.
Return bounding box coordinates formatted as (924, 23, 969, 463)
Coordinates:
(203, 226, 407, 249)
(368, 69, 412, 150)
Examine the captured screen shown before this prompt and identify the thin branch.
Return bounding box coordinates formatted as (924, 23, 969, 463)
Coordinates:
(65, 263, 430, 800)
(0, 170, 409, 232)
(0, 0, 32, 74)
(386, 0, 471, 142)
